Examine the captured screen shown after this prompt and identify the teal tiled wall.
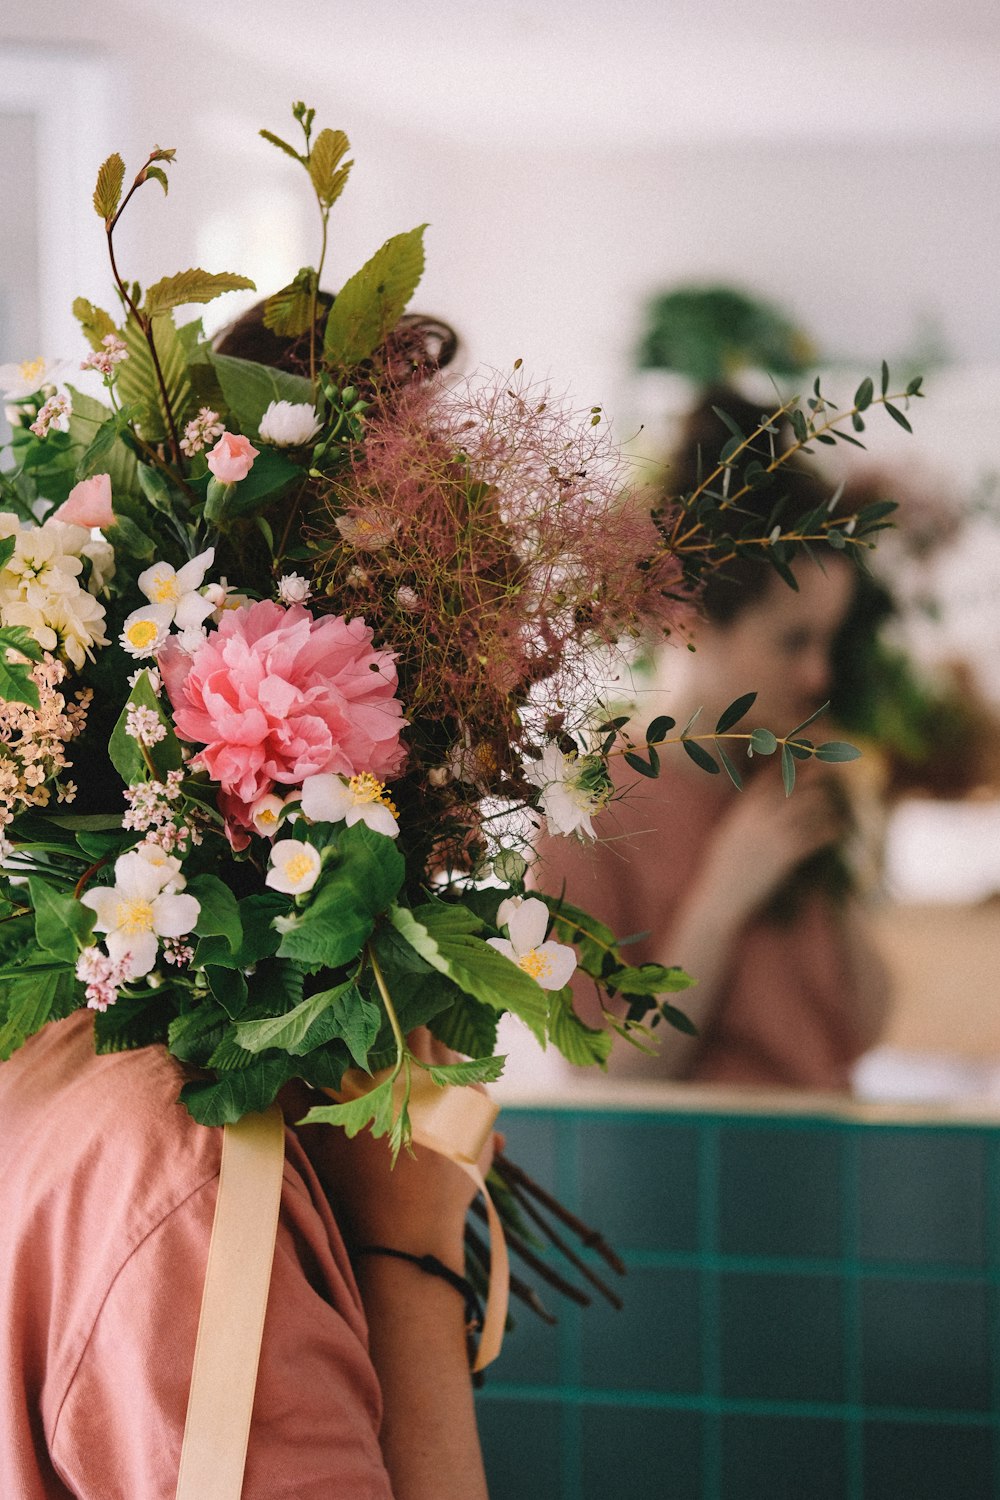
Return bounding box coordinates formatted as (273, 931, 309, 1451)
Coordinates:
(478, 1105, 1000, 1499)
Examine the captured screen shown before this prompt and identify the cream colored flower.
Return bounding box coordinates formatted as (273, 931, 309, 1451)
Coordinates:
(265, 839, 322, 895)
(488, 896, 577, 990)
(300, 771, 400, 839)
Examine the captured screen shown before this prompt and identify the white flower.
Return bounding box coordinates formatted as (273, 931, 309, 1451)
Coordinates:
(487, 896, 577, 990)
(524, 744, 608, 840)
(80, 847, 200, 979)
(0, 514, 110, 667)
(277, 572, 312, 606)
(265, 838, 322, 895)
(202, 577, 251, 621)
(137, 548, 216, 632)
(0, 356, 69, 401)
(119, 603, 174, 658)
(128, 665, 162, 696)
(80, 536, 115, 595)
(258, 399, 321, 447)
(300, 771, 400, 839)
(250, 791, 297, 838)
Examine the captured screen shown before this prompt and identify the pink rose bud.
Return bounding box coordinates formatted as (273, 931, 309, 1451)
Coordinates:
(206, 431, 260, 484)
(54, 473, 115, 529)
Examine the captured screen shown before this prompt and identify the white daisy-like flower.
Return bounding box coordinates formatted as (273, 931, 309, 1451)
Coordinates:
(300, 771, 400, 839)
(0, 356, 69, 401)
(487, 896, 577, 990)
(80, 847, 200, 979)
(136, 547, 216, 632)
(524, 744, 609, 840)
(258, 399, 321, 447)
(265, 838, 322, 895)
(119, 603, 174, 658)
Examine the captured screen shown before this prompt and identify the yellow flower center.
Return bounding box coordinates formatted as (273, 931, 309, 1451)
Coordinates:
(348, 773, 398, 817)
(151, 575, 179, 603)
(126, 619, 161, 649)
(256, 807, 278, 827)
(116, 897, 155, 935)
(19, 357, 45, 383)
(517, 949, 550, 982)
(284, 852, 315, 885)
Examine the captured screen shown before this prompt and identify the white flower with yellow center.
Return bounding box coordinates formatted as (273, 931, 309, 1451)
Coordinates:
(119, 602, 174, 659)
(300, 771, 400, 839)
(80, 847, 200, 979)
(0, 356, 68, 401)
(250, 791, 299, 838)
(488, 895, 577, 990)
(524, 744, 609, 840)
(265, 839, 323, 896)
(0, 515, 110, 666)
(137, 548, 216, 633)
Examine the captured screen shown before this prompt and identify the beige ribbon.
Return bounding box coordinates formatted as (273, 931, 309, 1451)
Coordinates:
(175, 1103, 286, 1500)
(334, 1068, 508, 1371)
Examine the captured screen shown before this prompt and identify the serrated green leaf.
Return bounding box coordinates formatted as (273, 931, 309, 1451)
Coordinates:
(323, 225, 427, 370)
(0, 627, 42, 707)
(66, 386, 137, 497)
(300, 1075, 396, 1138)
(307, 128, 353, 210)
(29, 879, 94, 962)
(0, 969, 77, 1060)
(116, 313, 194, 442)
(425, 1055, 507, 1087)
(187, 874, 242, 950)
(715, 690, 757, 734)
(94, 990, 168, 1053)
(263, 267, 319, 338)
(143, 166, 170, 196)
(276, 822, 405, 970)
(547, 987, 612, 1067)
(93, 153, 125, 220)
(259, 128, 305, 164)
(428, 997, 499, 1058)
(144, 269, 256, 318)
(542, 897, 617, 977)
(236, 980, 354, 1055)
(388, 901, 548, 1041)
(606, 962, 693, 996)
(209, 350, 313, 434)
(180, 1054, 294, 1126)
(72, 297, 118, 351)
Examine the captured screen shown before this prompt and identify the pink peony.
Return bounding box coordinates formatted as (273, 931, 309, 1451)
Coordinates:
(54, 473, 115, 529)
(206, 431, 259, 484)
(159, 601, 406, 828)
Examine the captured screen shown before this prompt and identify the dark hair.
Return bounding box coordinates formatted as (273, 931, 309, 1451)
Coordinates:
(214, 294, 459, 382)
(669, 386, 846, 626)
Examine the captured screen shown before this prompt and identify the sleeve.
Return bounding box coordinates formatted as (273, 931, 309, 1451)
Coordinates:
(51, 1170, 393, 1500)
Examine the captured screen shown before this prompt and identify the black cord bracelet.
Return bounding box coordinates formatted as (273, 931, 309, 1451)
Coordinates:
(354, 1245, 484, 1337)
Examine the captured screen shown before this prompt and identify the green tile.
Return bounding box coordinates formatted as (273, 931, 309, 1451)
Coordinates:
(579, 1267, 701, 1393)
(719, 1272, 844, 1402)
(863, 1419, 995, 1499)
(491, 1292, 565, 1386)
(477, 1397, 563, 1499)
(860, 1278, 992, 1410)
(576, 1121, 700, 1252)
(718, 1125, 843, 1258)
(720, 1415, 847, 1500)
(581, 1404, 702, 1500)
(858, 1130, 987, 1266)
(495, 1113, 561, 1203)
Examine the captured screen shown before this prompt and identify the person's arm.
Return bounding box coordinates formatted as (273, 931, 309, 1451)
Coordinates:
(294, 1043, 491, 1500)
(647, 776, 847, 1076)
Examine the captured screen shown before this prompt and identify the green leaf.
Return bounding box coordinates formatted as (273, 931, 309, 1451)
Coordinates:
(144, 269, 256, 318)
(0, 537, 13, 571)
(854, 376, 874, 411)
(259, 128, 305, 164)
(204, 447, 302, 520)
(29, 879, 94, 962)
(624, 750, 658, 778)
(542, 897, 616, 977)
(0, 969, 77, 1060)
(425, 1055, 507, 1087)
(0, 627, 42, 707)
(323, 225, 427, 369)
(106, 513, 156, 561)
(547, 987, 612, 1067)
(93, 153, 125, 220)
(388, 901, 548, 1041)
(209, 350, 313, 434)
(428, 997, 499, 1058)
(263, 267, 319, 337)
(108, 671, 182, 785)
(307, 128, 353, 210)
(681, 738, 720, 775)
(300, 1074, 397, 1138)
(72, 297, 118, 351)
(815, 741, 862, 763)
(658, 1000, 699, 1037)
(717, 744, 744, 789)
(781, 742, 797, 795)
(235, 979, 355, 1055)
(94, 990, 168, 1052)
(66, 386, 137, 496)
(276, 822, 405, 969)
(187, 874, 242, 951)
(180, 1054, 294, 1126)
(715, 690, 757, 734)
(881, 360, 890, 396)
(883, 401, 913, 434)
(645, 714, 675, 744)
(749, 727, 778, 755)
(116, 313, 194, 443)
(607, 963, 693, 996)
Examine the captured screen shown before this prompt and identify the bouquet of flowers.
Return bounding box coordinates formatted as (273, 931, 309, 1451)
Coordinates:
(0, 103, 921, 1166)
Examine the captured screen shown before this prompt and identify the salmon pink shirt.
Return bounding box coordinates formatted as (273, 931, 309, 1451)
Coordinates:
(0, 1012, 393, 1499)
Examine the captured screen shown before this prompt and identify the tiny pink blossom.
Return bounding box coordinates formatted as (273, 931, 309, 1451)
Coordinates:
(159, 600, 407, 833)
(206, 431, 259, 484)
(54, 473, 115, 530)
